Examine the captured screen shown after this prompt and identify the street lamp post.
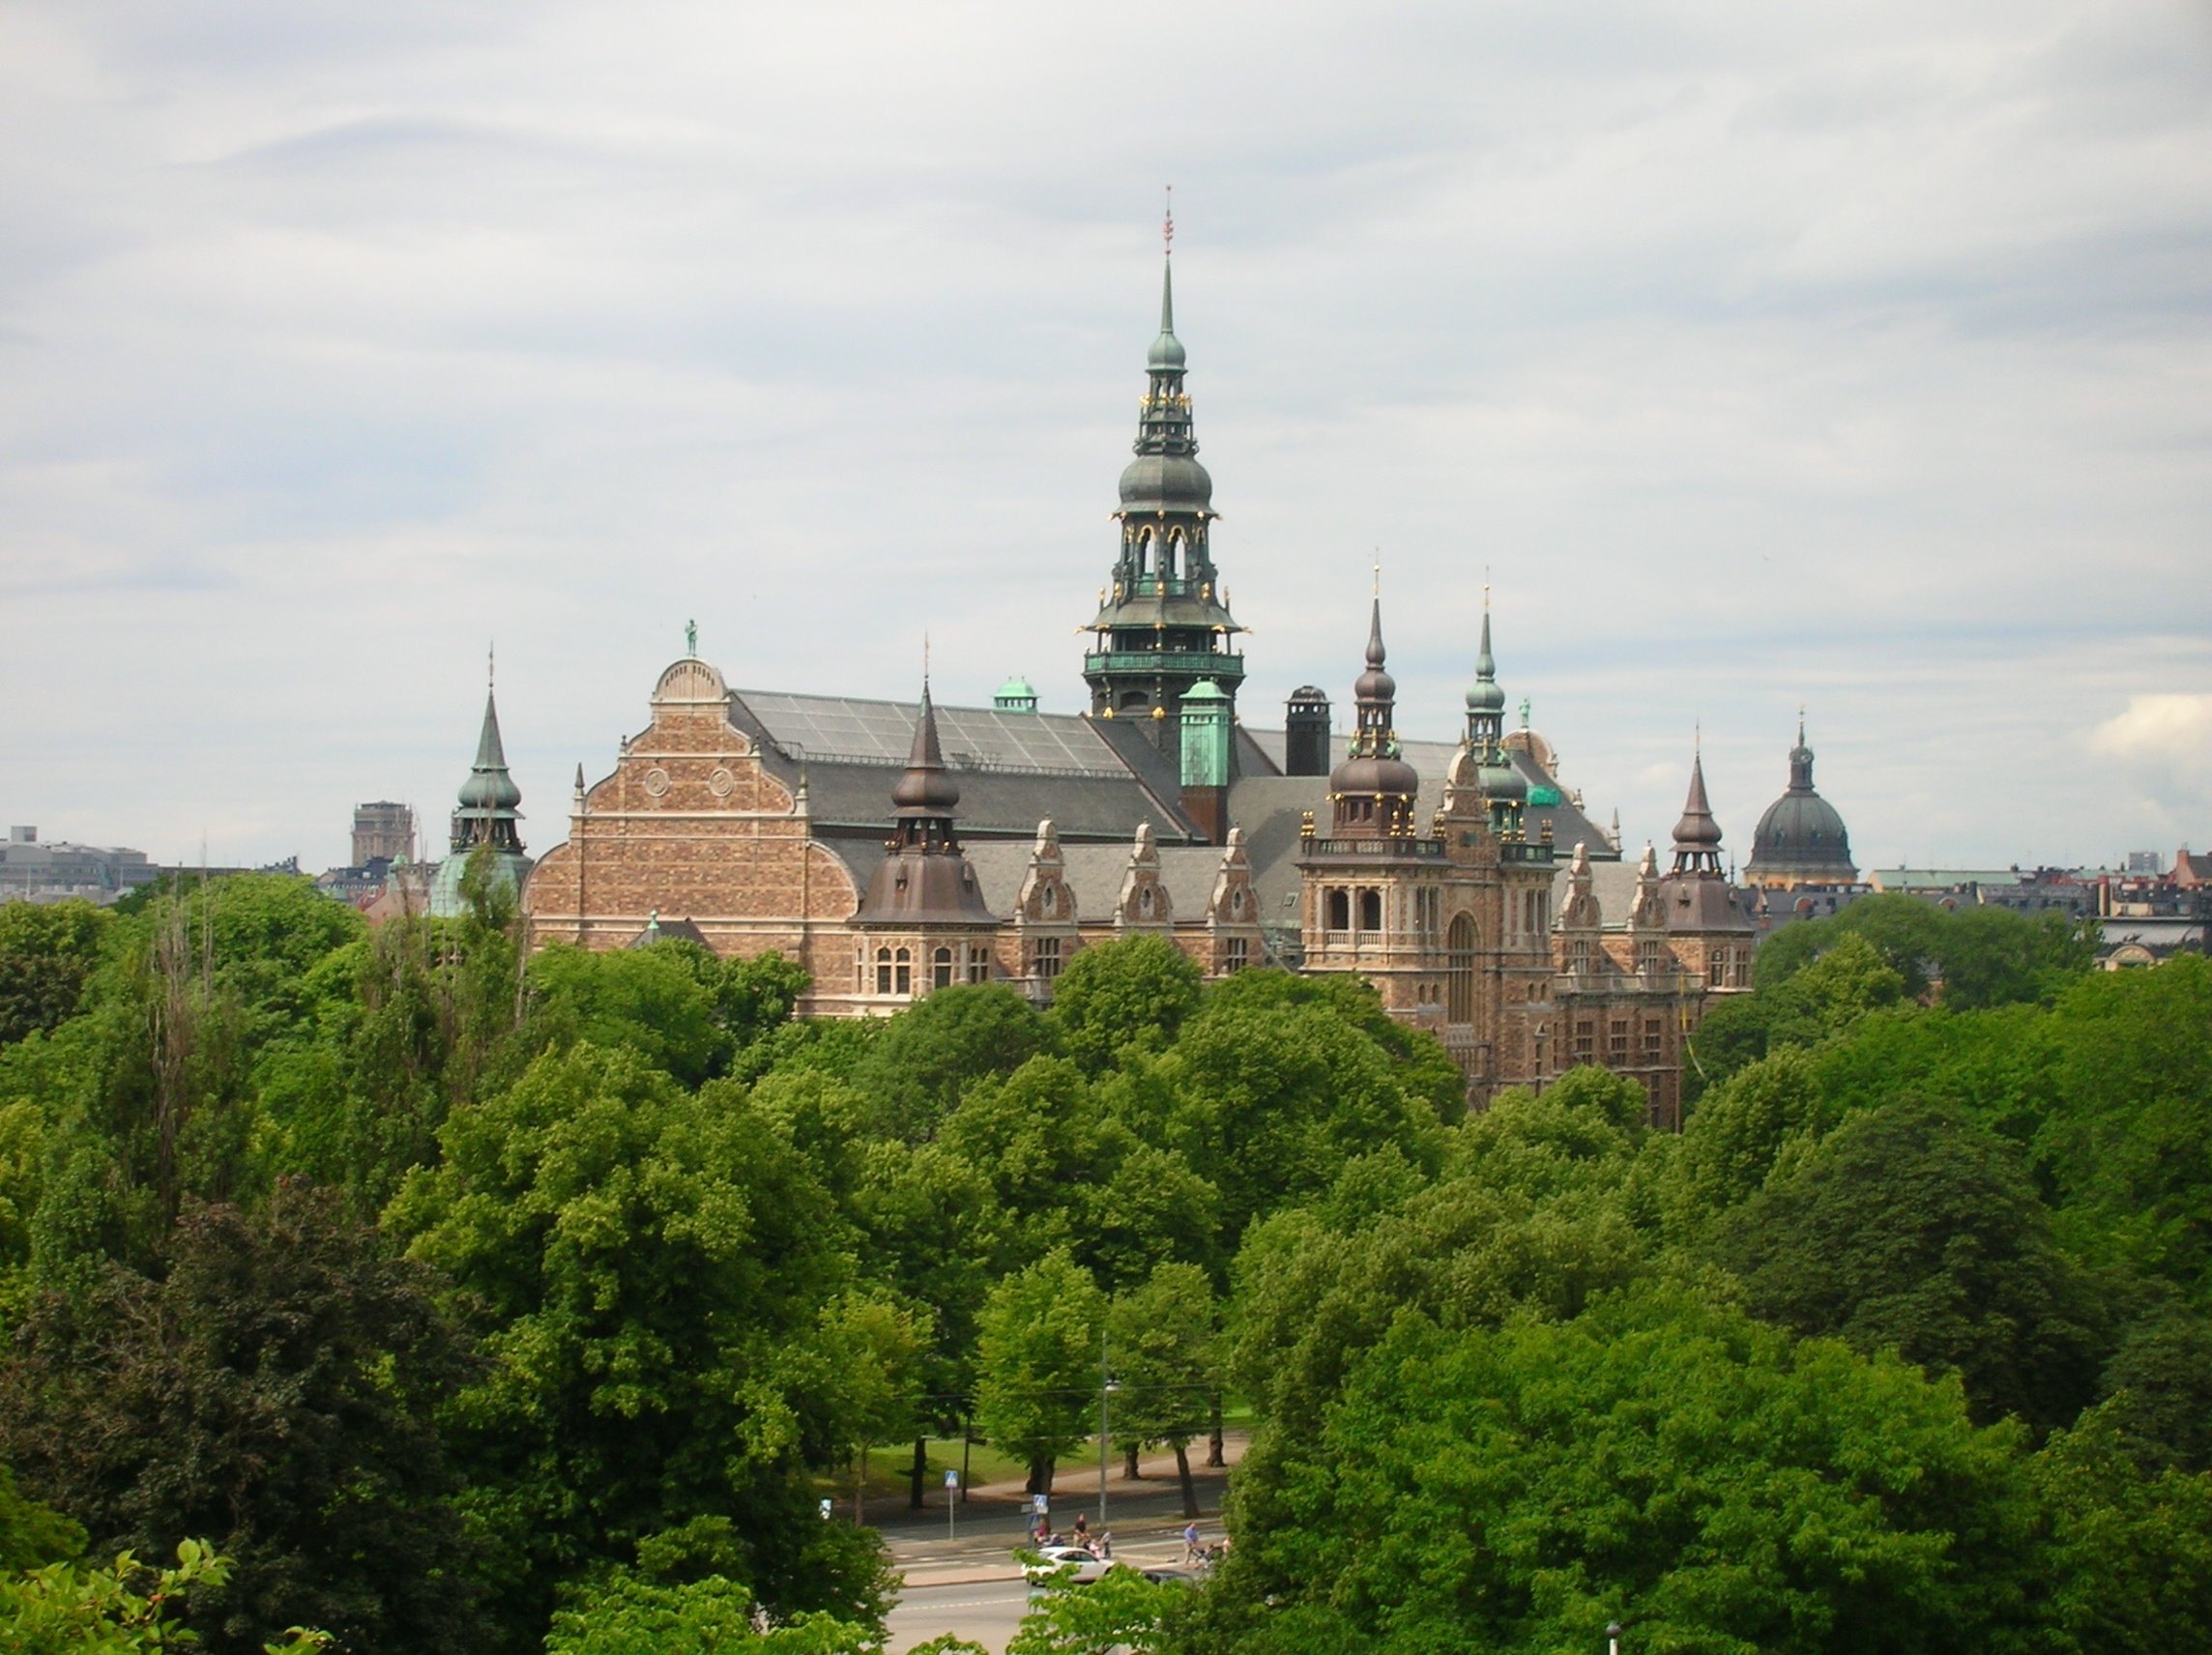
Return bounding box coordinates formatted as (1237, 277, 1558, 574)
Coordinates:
(1607, 1621, 1622, 1655)
(1097, 1326, 1120, 1538)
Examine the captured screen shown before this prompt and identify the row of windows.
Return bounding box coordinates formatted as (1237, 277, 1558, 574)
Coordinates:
(1569, 1017, 1668, 1064)
(857, 944, 991, 997)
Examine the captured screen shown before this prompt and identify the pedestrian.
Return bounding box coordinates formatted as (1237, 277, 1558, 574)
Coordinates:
(1182, 1522, 1200, 1562)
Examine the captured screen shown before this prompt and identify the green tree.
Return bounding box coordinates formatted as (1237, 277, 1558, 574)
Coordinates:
(851, 984, 1052, 1145)
(1045, 939, 1202, 1074)
(2025, 1405, 2212, 1654)
(0, 901, 112, 1048)
(1936, 906, 2096, 1010)
(2033, 955, 2212, 1297)
(973, 1251, 1106, 1495)
(0, 1464, 83, 1572)
(1194, 1283, 2040, 1655)
(1, 1539, 326, 1655)
(2095, 1308, 2212, 1473)
(1754, 892, 1945, 998)
(1157, 994, 1447, 1245)
(1105, 1264, 1218, 1517)
(712, 951, 811, 1052)
(809, 1291, 931, 1523)
(0, 1183, 480, 1655)
(1658, 1048, 1838, 1241)
(524, 944, 728, 1086)
(1715, 1096, 2105, 1429)
(387, 1044, 885, 1648)
(1007, 1566, 1186, 1655)
(1759, 932, 1907, 1050)
(542, 1571, 883, 1655)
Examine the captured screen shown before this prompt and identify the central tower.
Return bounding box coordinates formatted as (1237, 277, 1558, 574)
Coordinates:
(1082, 218, 1246, 753)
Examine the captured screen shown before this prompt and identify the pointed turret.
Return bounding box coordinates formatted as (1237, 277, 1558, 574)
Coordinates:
(1082, 230, 1246, 745)
(1655, 747, 1754, 944)
(1670, 752, 1724, 875)
(1328, 598, 1420, 837)
(1447, 601, 1527, 828)
(891, 682, 962, 824)
(452, 686, 524, 853)
(854, 680, 995, 927)
(431, 665, 535, 917)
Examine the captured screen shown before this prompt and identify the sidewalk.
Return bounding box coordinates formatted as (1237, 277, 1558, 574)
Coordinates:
(876, 1436, 1245, 1587)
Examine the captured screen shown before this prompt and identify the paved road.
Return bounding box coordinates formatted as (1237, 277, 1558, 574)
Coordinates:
(876, 1437, 1243, 1652)
(887, 1579, 1032, 1654)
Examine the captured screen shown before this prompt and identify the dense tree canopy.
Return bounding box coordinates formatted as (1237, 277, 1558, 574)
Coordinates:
(1, 883, 2206, 1655)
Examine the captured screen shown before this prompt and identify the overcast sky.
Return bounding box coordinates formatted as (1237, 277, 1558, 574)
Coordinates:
(3, 0, 2208, 874)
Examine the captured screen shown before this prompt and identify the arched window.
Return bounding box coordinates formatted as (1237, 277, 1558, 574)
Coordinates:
(1326, 888, 1351, 932)
(933, 945, 953, 989)
(1358, 888, 1382, 932)
(893, 947, 912, 996)
(1446, 914, 1477, 1026)
(874, 946, 893, 995)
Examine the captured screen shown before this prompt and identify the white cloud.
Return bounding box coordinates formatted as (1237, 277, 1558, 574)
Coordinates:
(1, 0, 2209, 869)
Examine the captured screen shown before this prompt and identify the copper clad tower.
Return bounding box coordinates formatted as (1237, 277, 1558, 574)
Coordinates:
(1082, 220, 1246, 751)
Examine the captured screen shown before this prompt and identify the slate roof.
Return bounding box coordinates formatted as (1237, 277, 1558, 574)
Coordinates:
(726, 690, 1201, 844)
(962, 840, 1231, 923)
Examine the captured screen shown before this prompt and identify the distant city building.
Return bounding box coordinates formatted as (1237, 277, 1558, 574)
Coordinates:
(1743, 717, 1857, 888)
(2124, 850, 2163, 875)
(351, 801, 415, 866)
(0, 826, 157, 905)
(1867, 866, 2099, 920)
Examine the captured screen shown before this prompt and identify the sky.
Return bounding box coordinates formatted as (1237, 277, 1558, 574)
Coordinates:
(2, 0, 2208, 874)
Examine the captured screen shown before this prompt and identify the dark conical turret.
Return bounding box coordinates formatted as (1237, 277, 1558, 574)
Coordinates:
(1670, 751, 1724, 872)
(1082, 217, 1246, 747)
(855, 678, 994, 925)
(890, 682, 962, 824)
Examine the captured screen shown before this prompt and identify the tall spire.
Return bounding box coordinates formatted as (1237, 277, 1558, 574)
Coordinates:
(451, 673, 524, 855)
(1082, 215, 1244, 746)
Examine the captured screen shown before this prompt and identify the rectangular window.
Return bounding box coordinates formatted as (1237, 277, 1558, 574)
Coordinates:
(967, 948, 990, 984)
(1608, 1020, 1629, 1063)
(1223, 936, 1249, 973)
(1573, 1021, 1595, 1064)
(1643, 1018, 1663, 1060)
(1031, 936, 1063, 981)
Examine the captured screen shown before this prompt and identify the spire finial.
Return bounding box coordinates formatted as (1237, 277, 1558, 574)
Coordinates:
(1372, 553, 1381, 599)
(487, 641, 495, 689)
(923, 630, 931, 686)
(1163, 185, 1174, 254)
